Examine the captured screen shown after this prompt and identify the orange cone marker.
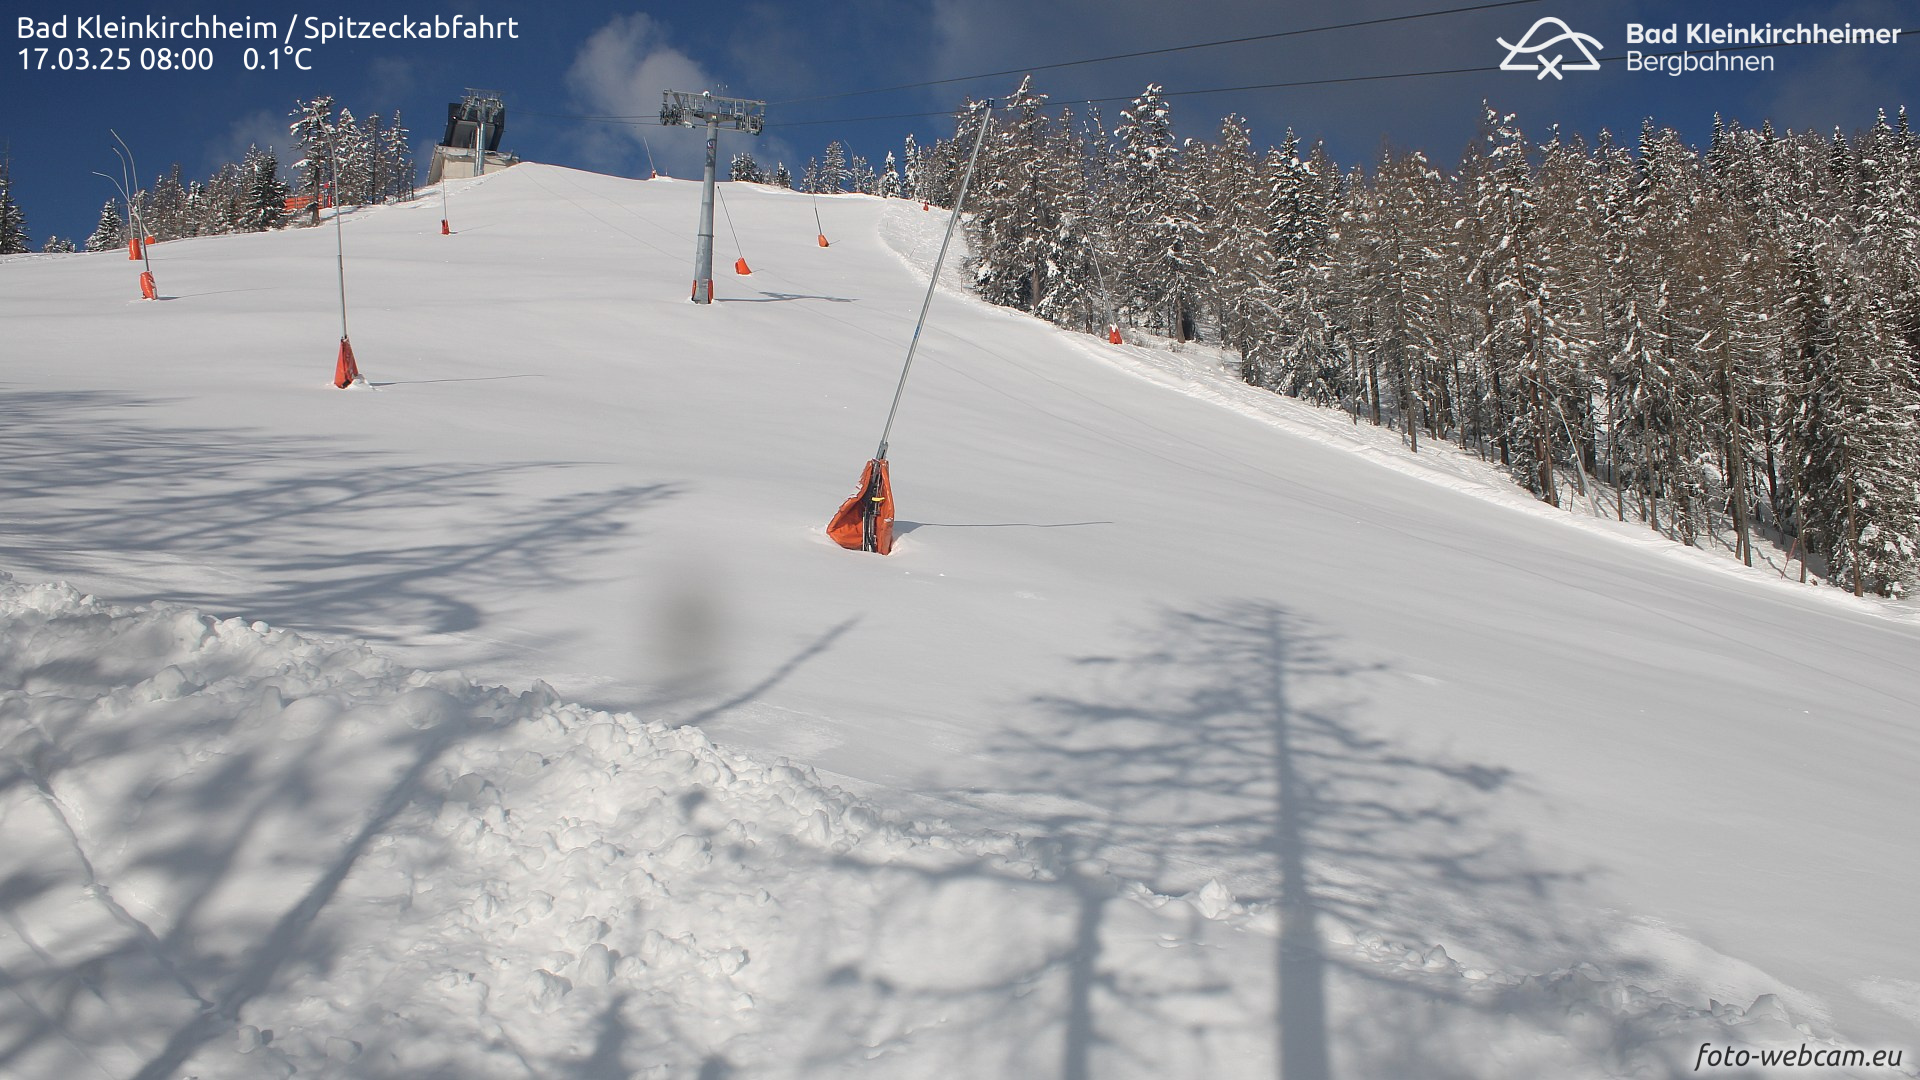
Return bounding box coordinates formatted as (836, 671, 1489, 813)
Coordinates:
(734, 257, 752, 275)
(139, 271, 157, 300)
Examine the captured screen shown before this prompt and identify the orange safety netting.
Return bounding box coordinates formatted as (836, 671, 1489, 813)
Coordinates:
(826, 458, 894, 554)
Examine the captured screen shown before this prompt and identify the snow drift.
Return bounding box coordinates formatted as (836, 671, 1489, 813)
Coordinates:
(0, 576, 1866, 1079)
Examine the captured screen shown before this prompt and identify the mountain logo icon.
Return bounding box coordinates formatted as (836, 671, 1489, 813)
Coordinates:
(1498, 17, 1604, 79)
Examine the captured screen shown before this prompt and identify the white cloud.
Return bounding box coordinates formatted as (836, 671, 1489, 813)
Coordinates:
(208, 108, 294, 171)
(566, 14, 722, 177)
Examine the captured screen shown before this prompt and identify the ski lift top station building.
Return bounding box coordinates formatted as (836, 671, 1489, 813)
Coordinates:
(427, 89, 517, 184)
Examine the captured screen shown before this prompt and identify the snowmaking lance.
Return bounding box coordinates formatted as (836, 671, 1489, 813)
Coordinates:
(325, 128, 364, 388)
(826, 99, 994, 555)
(94, 130, 159, 300)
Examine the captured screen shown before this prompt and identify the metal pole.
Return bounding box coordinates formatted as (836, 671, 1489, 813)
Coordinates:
(475, 118, 486, 177)
(328, 129, 349, 339)
(90, 169, 133, 246)
(693, 113, 720, 304)
(109, 147, 133, 242)
(875, 101, 993, 461)
(111, 132, 151, 274)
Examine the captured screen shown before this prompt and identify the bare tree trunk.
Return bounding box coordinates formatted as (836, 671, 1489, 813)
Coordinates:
(1718, 351, 1752, 565)
(1845, 472, 1863, 597)
(1641, 425, 1659, 534)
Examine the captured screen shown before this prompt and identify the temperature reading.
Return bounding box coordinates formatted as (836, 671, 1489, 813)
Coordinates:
(242, 46, 311, 71)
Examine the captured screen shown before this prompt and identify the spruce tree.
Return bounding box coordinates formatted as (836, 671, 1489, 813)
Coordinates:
(290, 95, 338, 205)
(1197, 115, 1275, 363)
(1111, 84, 1202, 340)
(967, 75, 1056, 313)
(1783, 247, 1920, 595)
(86, 199, 126, 251)
(0, 161, 28, 254)
(385, 112, 414, 201)
(850, 155, 876, 194)
(1031, 105, 1105, 332)
(819, 141, 848, 193)
(243, 147, 289, 231)
(902, 134, 923, 202)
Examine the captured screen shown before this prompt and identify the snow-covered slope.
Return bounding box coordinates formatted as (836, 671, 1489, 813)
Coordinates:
(3, 164, 1917, 1078)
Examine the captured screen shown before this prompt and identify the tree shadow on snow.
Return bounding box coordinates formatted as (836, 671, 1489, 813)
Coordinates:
(802, 601, 1706, 1079)
(0, 640, 517, 1078)
(0, 616, 751, 1078)
(893, 519, 1114, 536)
(0, 388, 675, 665)
(714, 291, 857, 304)
(370, 374, 546, 387)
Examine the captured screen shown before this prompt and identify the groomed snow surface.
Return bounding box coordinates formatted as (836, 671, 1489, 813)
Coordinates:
(3, 164, 1918, 1078)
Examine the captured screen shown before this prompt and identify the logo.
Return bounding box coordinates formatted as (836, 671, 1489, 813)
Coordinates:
(1498, 17, 1604, 79)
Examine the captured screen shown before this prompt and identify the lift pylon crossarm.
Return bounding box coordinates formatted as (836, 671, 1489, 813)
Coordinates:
(659, 91, 766, 135)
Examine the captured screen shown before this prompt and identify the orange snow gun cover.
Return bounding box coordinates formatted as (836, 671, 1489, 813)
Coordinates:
(334, 337, 362, 388)
(826, 458, 895, 554)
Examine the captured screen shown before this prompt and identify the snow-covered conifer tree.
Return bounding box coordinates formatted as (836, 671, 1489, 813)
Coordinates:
(1030, 105, 1106, 331)
(334, 107, 373, 205)
(1110, 85, 1203, 341)
(385, 112, 414, 201)
(290, 95, 338, 207)
(1783, 246, 1920, 595)
(850, 155, 876, 195)
(819, 141, 848, 193)
(242, 147, 289, 232)
(0, 161, 28, 254)
(967, 76, 1057, 313)
(85, 199, 126, 251)
(1197, 114, 1275, 362)
(901, 134, 923, 201)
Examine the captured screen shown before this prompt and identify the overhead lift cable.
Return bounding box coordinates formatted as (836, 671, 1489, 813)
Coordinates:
(520, 0, 1544, 127)
(770, 0, 1543, 106)
(765, 31, 1920, 129)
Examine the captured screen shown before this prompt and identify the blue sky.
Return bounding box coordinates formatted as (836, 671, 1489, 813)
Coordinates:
(4, 0, 1917, 245)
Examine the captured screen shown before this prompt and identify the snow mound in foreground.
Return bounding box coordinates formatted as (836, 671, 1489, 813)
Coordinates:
(0, 576, 1851, 1079)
